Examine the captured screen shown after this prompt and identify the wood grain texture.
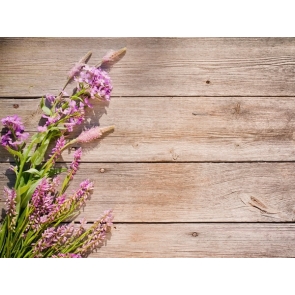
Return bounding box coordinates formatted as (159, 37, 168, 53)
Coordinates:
(1, 96, 295, 162)
(89, 223, 295, 257)
(1, 38, 295, 258)
(1, 163, 295, 222)
(1, 38, 295, 97)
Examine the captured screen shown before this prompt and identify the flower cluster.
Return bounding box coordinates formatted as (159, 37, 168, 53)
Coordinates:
(49, 136, 66, 164)
(29, 178, 55, 229)
(75, 65, 113, 101)
(4, 187, 16, 218)
(39, 95, 86, 133)
(38, 62, 113, 134)
(0, 47, 126, 258)
(1, 115, 29, 149)
(69, 148, 82, 178)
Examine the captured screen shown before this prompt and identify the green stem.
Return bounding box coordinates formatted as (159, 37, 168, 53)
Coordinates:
(6, 216, 11, 257)
(40, 139, 76, 178)
(10, 210, 32, 255)
(0, 219, 7, 257)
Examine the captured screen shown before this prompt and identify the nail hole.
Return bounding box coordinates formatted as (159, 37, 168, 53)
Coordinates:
(70, 146, 78, 151)
(206, 80, 210, 84)
(13, 104, 19, 109)
(192, 232, 199, 237)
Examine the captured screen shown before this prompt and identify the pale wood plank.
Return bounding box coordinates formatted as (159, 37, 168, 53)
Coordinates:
(1, 38, 295, 97)
(1, 163, 295, 222)
(89, 223, 295, 257)
(1, 97, 295, 162)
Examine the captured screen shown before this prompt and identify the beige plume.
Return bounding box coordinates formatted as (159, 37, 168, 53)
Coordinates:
(96, 47, 127, 71)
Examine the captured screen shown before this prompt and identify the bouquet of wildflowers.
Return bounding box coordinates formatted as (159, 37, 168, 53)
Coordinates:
(0, 47, 126, 258)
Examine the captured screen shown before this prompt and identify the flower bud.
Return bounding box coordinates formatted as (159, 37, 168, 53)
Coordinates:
(75, 125, 115, 143)
(97, 47, 127, 70)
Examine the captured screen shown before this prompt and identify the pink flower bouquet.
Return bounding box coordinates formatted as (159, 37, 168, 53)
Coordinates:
(0, 47, 126, 257)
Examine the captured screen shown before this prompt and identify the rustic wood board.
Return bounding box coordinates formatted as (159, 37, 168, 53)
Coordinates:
(1, 38, 295, 258)
(1, 38, 295, 97)
(0, 97, 295, 162)
(1, 163, 295, 222)
(89, 223, 295, 258)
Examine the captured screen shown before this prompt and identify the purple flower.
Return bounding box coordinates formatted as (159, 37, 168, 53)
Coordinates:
(29, 178, 56, 229)
(4, 187, 16, 217)
(41, 99, 86, 132)
(52, 253, 82, 258)
(1, 115, 29, 149)
(37, 126, 47, 132)
(49, 136, 66, 163)
(101, 209, 114, 227)
(73, 179, 94, 207)
(51, 177, 60, 191)
(1, 115, 24, 130)
(77, 209, 113, 256)
(62, 101, 85, 132)
(33, 224, 75, 256)
(68, 147, 82, 179)
(64, 179, 94, 211)
(75, 66, 113, 101)
(28, 178, 62, 229)
(42, 112, 61, 126)
(79, 179, 94, 194)
(62, 101, 77, 116)
(75, 217, 87, 237)
(45, 94, 56, 104)
(45, 179, 93, 224)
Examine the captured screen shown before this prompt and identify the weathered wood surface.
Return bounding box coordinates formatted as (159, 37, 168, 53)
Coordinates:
(1, 38, 295, 257)
(89, 223, 295, 258)
(1, 163, 295, 222)
(0, 97, 295, 162)
(1, 38, 295, 97)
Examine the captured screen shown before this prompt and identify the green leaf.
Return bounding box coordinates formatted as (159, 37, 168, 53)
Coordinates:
(18, 182, 32, 196)
(40, 96, 45, 109)
(19, 175, 26, 187)
(5, 146, 23, 160)
(30, 149, 40, 164)
(41, 105, 52, 116)
(15, 205, 30, 236)
(34, 138, 50, 165)
(21, 178, 43, 209)
(0, 220, 7, 256)
(15, 186, 22, 217)
(71, 95, 83, 102)
(31, 132, 44, 144)
(48, 167, 67, 177)
(24, 168, 41, 176)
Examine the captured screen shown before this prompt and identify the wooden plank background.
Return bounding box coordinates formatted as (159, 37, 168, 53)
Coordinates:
(0, 38, 294, 257)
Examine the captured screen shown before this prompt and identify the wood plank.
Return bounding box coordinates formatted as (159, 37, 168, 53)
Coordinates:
(89, 223, 295, 257)
(1, 97, 295, 162)
(1, 38, 295, 97)
(1, 163, 295, 222)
